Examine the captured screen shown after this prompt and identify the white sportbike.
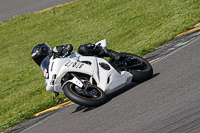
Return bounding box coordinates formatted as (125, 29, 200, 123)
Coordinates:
(40, 39, 153, 107)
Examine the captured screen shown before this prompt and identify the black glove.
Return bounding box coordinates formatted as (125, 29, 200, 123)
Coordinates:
(62, 44, 73, 57)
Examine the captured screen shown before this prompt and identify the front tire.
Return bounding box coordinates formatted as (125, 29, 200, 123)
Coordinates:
(63, 82, 107, 107)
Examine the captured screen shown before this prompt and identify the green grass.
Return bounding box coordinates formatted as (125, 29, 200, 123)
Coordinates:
(0, 0, 200, 131)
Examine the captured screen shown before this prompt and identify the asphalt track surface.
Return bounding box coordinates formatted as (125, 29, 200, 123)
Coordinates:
(20, 36, 200, 133)
(0, 0, 74, 22)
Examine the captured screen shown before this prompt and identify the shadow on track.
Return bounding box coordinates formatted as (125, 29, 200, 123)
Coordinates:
(72, 73, 160, 113)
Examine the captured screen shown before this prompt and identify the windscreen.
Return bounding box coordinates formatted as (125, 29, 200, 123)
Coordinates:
(40, 55, 52, 79)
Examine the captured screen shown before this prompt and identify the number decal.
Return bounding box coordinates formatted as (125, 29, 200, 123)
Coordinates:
(65, 60, 84, 68)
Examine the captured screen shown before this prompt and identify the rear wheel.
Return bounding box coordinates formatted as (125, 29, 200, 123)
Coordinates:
(63, 82, 107, 107)
(109, 53, 153, 82)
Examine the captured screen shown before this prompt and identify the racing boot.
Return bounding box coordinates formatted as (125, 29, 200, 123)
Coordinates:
(103, 48, 121, 60)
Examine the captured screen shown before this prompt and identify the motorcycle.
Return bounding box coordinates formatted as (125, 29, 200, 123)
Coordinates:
(40, 39, 153, 107)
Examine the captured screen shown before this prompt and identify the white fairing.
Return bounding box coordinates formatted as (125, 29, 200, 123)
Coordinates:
(44, 39, 133, 94)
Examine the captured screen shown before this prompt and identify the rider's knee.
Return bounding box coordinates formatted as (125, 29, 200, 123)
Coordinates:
(78, 45, 87, 55)
(78, 43, 102, 56)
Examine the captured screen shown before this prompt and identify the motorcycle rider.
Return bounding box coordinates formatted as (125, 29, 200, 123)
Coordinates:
(31, 42, 121, 66)
(31, 42, 121, 97)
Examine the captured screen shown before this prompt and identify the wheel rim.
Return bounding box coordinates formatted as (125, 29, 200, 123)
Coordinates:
(132, 57, 148, 71)
(70, 84, 103, 99)
(120, 55, 149, 71)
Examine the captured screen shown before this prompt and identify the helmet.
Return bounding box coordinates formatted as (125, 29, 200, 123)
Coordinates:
(31, 43, 51, 66)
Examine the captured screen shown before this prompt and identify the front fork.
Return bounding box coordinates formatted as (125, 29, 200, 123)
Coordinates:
(62, 73, 93, 94)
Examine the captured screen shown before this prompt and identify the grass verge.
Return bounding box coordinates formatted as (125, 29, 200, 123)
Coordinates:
(0, 0, 200, 131)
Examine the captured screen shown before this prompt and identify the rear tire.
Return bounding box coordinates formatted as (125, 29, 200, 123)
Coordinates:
(63, 82, 107, 107)
(109, 53, 153, 82)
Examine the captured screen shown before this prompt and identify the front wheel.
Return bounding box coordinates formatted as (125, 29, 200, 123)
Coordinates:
(63, 82, 107, 107)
